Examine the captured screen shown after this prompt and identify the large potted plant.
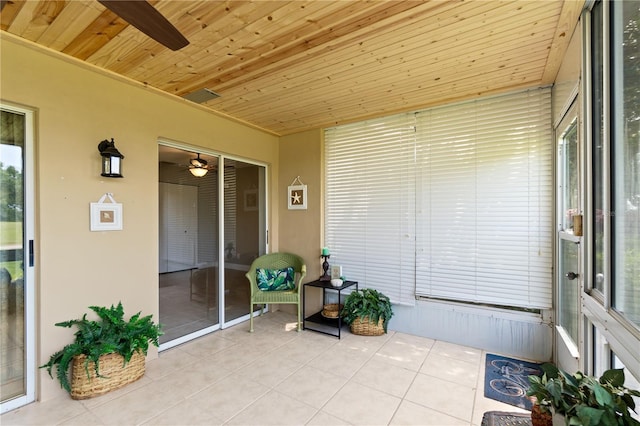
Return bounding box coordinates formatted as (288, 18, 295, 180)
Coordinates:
(527, 363, 640, 426)
(341, 288, 393, 336)
(41, 302, 162, 399)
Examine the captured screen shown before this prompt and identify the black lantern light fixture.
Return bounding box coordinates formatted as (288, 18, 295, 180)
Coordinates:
(98, 138, 124, 178)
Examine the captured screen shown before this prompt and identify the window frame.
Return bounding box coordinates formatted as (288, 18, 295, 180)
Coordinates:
(582, 0, 640, 381)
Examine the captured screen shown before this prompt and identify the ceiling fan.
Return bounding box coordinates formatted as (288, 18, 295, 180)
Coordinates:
(98, 0, 189, 51)
(188, 153, 213, 177)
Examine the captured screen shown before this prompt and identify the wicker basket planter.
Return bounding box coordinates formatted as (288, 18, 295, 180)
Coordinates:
(70, 350, 145, 399)
(341, 288, 393, 335)
(41, 303, 161, 397)
(350, 316, 385, 336)
(321, 303, 343, 319)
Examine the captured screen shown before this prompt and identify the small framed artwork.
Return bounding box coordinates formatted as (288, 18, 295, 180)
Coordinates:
(331, 265, 342, 280)
(288, 184, 307, 210)
(90, 193, 123, 231)
(244, 189, 258, 211)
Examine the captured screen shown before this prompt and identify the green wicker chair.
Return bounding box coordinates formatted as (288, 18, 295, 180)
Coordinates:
(245, 252, 306, 332)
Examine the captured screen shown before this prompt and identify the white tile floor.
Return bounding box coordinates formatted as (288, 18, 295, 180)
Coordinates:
(1, 311, 529, 425)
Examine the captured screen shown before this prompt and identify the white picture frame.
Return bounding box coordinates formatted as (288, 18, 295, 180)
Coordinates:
(288, 184, 307, 210)
(331, 265, 342, 279)
(90, 197, 123, 231)
(244, 189, 258, 212)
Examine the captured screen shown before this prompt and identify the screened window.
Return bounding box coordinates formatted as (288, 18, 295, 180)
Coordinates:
(584, 0, 640, 382)
(612, 0, 640, 327)
(591, 0, 606, 295)
(325, 88, 552, 309)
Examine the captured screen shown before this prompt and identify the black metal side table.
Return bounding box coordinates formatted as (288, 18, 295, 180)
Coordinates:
(303, 279, 358, 339)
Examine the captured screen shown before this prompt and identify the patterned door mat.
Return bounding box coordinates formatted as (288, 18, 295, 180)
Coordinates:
(481, 411, 532, 426)
(484, 353, 543, 410)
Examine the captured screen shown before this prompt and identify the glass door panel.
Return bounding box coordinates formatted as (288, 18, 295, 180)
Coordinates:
(222, 158, 266, 324)
(1, 107, 32, 409)
(556, 102, 581, 372)
(158, 145, 219, 346)
(559, 239, 579, 342)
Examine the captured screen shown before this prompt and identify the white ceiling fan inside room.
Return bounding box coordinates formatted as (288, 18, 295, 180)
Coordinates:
(188, 153, 213, 177)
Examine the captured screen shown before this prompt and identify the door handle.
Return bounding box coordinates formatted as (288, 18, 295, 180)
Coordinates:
(565, 272, 579, 280)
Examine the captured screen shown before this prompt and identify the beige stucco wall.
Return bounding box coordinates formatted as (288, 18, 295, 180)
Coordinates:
(1, 35, 280, 401)
(278, 129, 324, 315)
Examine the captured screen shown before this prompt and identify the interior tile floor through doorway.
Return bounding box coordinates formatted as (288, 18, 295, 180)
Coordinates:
(159, 267, 250, 343)
(2, 311, 530, 425)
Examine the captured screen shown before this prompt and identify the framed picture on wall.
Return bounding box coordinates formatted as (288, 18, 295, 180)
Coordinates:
(244, 189, 258, 211)
(288, 184, 307, 210)
(90, 193, 123, 231)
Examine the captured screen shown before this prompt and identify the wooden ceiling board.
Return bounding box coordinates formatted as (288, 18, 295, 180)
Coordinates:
(541, 0, 585, 83)
(219, 10, 558, 99)
(223, 43, 552, 122)
(210, 7, 559, 117)
(133, 1, 353, 90)
(16, 0, 66, 41)
(36, 1, 105, 50)
(0, 0, 26, 31)
(183, 0, 557, 116)
(0, 0, 584, 136)
(178, 2, 448, 111)
(4, 0, 37, 36)
(162, 2, 426, 96)
(93, 2, 303, 90)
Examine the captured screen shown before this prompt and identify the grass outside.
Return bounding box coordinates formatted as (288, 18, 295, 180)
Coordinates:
(1, 221, 23, 279)
(1, 260, 22, 280)
(1, 221, 22, 246)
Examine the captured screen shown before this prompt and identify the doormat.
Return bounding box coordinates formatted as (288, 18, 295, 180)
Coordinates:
(481, 411, 532, 426)
(484, 353, 543, 410)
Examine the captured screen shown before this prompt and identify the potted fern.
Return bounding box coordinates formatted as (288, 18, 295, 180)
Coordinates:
(527, 363, 640, 426)
(41, 302, 162, 399)
(341, 288, 393, 336)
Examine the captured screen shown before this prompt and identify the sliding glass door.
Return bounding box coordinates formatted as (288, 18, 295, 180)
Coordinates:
(222, 158, 266, 324)
(1, 105, 35, 412)
(158, 144, 266, 348)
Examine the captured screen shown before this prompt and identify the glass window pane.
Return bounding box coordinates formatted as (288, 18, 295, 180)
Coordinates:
(612, 355, 640, 422)
(592, 1, 606, 294)
(560, 118, 579, 231)
(158, 147, 220, 344)
(559, 239, 579, 342)
(0, 109, 26, 402)
(223, 158, 265, 322)
(612, 1, 640, 328)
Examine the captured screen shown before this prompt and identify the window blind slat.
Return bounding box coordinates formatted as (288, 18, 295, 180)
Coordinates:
(325, 88, 552, 310)
(325, 113, 416, 306)
(415, 88, 552, 309)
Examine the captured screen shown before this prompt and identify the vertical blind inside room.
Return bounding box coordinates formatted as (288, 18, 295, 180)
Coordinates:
(324, 88, 552, 310)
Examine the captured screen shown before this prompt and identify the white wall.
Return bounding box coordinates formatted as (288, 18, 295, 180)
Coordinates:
(392, 300, 553, 362)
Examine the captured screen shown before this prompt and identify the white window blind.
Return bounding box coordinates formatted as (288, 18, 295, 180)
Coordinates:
(414, 89, 552, 309)
(324, 88, 552, 310)
(324, 113, 417, 306)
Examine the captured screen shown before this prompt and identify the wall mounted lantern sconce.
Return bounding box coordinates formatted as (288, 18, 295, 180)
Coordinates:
(98, 138, 124, 178)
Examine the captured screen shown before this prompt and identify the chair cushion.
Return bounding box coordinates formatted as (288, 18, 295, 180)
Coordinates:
(256, 267, 295, 291)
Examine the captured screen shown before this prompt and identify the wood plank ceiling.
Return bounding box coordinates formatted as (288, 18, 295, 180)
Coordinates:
(1, 0, 583, 136)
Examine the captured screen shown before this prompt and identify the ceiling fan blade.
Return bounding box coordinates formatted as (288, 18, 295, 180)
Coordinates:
(98, 0, 188, 51)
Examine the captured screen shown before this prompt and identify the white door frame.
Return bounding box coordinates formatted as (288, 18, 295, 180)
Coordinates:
(554, 97, 582, 373)
(0, 102, 36, 413)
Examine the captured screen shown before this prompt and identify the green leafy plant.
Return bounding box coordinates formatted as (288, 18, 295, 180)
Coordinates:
(341, 288, 393, 333)
(527, 363, 640, 426)
(41, 302, 162, 393)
